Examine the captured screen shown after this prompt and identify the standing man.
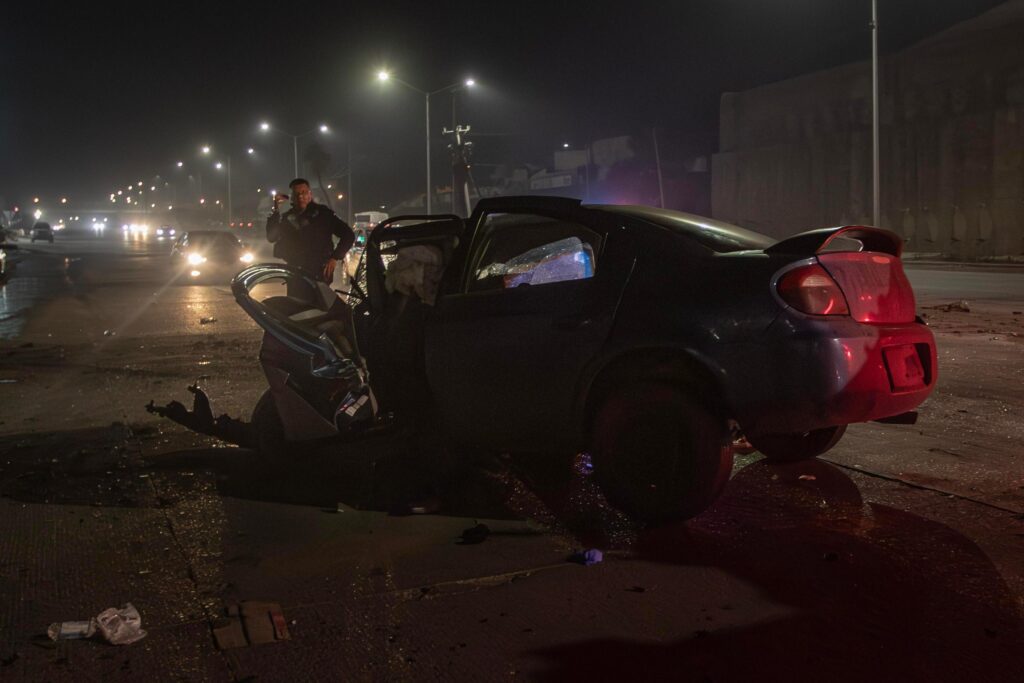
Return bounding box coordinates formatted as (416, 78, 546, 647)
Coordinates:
(266, 178, 355, 300)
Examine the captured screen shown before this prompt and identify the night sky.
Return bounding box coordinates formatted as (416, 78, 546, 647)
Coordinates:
(0, 0, 1008, 212)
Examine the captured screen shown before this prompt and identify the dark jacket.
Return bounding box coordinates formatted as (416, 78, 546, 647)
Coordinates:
(266, 202, 355, 279)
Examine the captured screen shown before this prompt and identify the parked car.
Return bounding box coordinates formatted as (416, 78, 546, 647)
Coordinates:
(154, 196, 937, 525)
(170, 230, 253, 281)
(30, 222, 54, 243)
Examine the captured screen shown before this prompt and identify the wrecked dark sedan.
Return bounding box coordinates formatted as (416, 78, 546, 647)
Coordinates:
(151, 196, 937, 525)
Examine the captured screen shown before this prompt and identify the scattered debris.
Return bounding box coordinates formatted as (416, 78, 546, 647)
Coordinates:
(798, 474, 817, 481)
(95, 604, 147, 645)
(213, 602, 289, 650)
(199, 317, 217, 325)
(569, 549, 603, 566)
(930, 300, 970, 312)
(145, 384, 254, 447)
(47, 620, 95, 641)
(47, 603, 146, 645)
(458, 523, 491, 545)
(103, 330, 115, 336)
(0, 379, 18, 384)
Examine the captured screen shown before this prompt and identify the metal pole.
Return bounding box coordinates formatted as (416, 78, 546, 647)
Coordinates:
(227, 156, 233, 225)
(652, 127, 665, 208)
(293, 135, 299, 178)
(347, 142, 353, 225)
(425, 92, 432, 214)
(871, 0, 880, 227)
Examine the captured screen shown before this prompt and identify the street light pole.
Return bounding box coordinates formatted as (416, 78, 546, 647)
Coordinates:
(260, 122, 329, 180)
(425, 91, 432, 214)
(377, 72, 476, 216)
(871, 0, 880, 227)
(227, 156, 233, 225)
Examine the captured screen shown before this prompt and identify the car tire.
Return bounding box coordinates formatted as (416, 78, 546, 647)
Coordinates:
(251, 389, 288, 459)
(590, 382, 733, 526)
(747, 425, 847, 462)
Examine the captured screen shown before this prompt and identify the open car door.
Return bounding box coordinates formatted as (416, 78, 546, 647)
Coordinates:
(424, 197, 637, 451)
(359, 214, 464, 414)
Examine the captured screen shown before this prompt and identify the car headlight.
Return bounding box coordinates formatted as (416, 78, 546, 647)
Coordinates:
(239, 252, 254, 263)
(156, 228, 164, 236)
(187, 253, 206, 265)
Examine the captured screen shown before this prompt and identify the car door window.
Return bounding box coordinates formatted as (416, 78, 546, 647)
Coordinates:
(468, 213, 601, 293)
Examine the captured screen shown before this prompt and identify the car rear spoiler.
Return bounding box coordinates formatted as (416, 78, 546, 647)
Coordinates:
(765, 226, 903, 257)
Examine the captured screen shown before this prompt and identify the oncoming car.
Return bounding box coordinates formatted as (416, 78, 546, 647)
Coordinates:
(170, 230, 253, 281)
(153, 196, 937, 526)
(30, 222, 54, 243)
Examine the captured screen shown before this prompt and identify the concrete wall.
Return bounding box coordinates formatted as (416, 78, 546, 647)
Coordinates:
(712, 1, 1024, 259)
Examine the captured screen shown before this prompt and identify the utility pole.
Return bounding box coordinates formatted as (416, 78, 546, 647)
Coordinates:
(871, 0, 880, 227)
(443, 124, 474, 217)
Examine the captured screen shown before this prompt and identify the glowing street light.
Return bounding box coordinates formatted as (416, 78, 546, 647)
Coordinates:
(259, 120, 331, 177)
(247, 148, 255, 155)
(376, 69, 477, 214)
(177, 161, 184, 167)
(33, 197, 40, 203)
(61, 197, 68, 204)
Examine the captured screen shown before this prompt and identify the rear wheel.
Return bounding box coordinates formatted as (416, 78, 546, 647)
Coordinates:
(251, 389, 287, 459)
(590, 382, 733, 526)
(748, 425, 847, 462)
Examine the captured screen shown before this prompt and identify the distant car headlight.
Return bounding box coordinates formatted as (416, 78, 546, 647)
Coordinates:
(239, 252, 254, 263)
(187, 253, 206, 265)
(156, 228, 165, 236)
(169, 229, 176, 236)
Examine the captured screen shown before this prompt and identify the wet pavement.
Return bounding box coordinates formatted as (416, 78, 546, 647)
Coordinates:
(0, 238, 1022, 681)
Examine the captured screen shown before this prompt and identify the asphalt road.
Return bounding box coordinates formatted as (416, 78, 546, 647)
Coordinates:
(1, 235, 1022, 681)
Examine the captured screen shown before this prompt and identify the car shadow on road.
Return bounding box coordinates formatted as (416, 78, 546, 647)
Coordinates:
(140, 435, 525, 520)
(526, 458, 1024, 682)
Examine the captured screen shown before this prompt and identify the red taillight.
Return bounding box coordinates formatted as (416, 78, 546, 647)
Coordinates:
(777, 264, 850, 316)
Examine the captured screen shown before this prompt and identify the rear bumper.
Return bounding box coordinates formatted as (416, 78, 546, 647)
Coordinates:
(725, 315, 937, 436)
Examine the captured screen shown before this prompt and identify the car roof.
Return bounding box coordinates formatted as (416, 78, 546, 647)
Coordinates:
(590, 205, 774, 253)
(184, 230, 237, 239)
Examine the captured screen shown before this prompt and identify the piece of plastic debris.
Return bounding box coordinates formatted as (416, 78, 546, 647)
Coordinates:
(798, 474, 817, 481)
(934, 300, 970, 312)
(47, 620, 96, 641)
(458, 523, 491, 545)
(103, 330, 115, 336)
(0, 379, 18, 384)
(199, 317, 217, 325)
(95, 603, 147, 645)
(569, 549, 603, 566)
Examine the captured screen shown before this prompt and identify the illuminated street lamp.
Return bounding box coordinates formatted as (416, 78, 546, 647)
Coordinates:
(376, 70, 476, 214)
(203, 145, 234, 224)
(259, 121, 330, 177)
